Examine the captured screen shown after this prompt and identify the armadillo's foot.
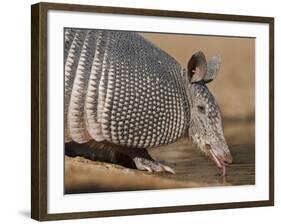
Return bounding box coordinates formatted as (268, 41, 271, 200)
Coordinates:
(65, 141, 175, 174)
(133, 157, 175, 174)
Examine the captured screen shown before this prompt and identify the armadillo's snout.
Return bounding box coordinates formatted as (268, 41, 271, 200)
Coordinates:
(223, 152, 233, 164)
(205, 144, 233, 176)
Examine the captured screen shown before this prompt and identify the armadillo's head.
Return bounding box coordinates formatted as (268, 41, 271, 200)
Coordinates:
(186, 51, 232, 176)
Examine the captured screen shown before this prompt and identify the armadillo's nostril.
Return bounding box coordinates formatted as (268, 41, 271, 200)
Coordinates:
(224, 154, 233, 164)
(217, 152, 233, 166)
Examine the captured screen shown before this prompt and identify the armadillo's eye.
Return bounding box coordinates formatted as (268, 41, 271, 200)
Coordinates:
(197, 105, 205, 113)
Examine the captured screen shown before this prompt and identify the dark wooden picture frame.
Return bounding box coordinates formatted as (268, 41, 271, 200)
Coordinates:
(31, 2, 274, 221)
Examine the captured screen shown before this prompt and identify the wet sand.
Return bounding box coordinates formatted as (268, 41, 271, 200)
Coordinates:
(65, 121, 254, 194)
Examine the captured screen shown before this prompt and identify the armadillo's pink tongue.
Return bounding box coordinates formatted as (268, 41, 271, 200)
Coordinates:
(210, 149, 227, 176)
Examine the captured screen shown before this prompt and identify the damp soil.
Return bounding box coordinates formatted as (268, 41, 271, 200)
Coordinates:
(65, 121, 254, 194)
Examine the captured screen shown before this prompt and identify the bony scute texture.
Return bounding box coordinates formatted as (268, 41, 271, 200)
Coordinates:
(64, 29, 189, 148)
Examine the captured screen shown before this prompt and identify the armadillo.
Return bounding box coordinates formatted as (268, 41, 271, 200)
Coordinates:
(64, 28, 233, 176)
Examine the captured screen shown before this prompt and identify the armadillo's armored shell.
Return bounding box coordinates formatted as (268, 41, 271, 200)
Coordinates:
(64, 29, 190, 148)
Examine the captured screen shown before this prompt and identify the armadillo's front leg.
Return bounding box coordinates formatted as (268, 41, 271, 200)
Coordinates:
(128, 149, 176, 174)
(65, 142, 175, 174)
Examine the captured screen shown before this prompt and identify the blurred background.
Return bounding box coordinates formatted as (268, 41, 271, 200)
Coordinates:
(140, 32, 255, 121)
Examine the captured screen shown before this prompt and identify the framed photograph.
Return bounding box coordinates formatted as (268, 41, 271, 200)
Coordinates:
(31, 2, 274, 221)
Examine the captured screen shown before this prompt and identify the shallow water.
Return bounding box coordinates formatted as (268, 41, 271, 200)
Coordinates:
(65, 121, 255, 193)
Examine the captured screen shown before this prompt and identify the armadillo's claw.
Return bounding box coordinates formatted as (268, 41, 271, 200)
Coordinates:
(142, 165, 153, 172)
(162, 165, 176, 174)
(133, 157, 176, 174)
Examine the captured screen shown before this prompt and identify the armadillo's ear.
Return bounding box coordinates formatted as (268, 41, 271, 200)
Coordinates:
(204, 55, 221, 83)
(187, 51, 207, 83)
